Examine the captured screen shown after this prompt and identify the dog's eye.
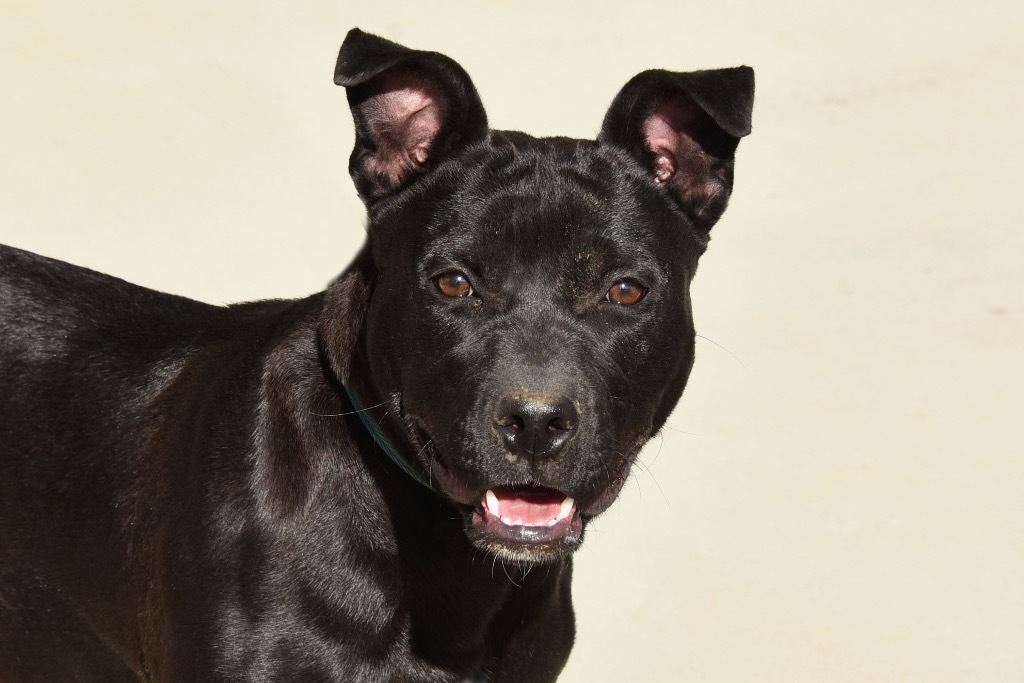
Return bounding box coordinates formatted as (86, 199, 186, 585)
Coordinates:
(605, 279, 646, 305)
(435, 271, 474, 298)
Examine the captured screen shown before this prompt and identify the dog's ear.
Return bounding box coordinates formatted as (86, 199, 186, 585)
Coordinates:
(334, 29, 488, 204)
(599, 67, 754, 233)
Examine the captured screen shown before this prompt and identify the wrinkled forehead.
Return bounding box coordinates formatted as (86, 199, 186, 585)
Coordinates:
(421, 140, 681, 272)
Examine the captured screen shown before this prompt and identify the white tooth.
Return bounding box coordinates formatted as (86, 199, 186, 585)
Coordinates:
(500, 516, 514, 526)
(557, 497, 575, 522)
(485, 490, 500, 518)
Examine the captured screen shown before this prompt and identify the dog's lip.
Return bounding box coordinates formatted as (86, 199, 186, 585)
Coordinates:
(424, 442, 620, 521)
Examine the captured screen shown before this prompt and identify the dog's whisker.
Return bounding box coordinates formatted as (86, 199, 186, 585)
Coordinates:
(310, 400, 389, 418)
(631, 442, 671, 508)
(630, 471, 643, 500)
(648, 431, 665, 468)
(695, 332, 749, 372)
(658, 423, 700, 436)
(635, 466, 670, 508)
(499, 559, 522, 588)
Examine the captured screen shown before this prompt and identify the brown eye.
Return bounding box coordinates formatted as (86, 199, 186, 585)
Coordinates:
(435, 271, 474, 298)
(606, 279, 646, 305)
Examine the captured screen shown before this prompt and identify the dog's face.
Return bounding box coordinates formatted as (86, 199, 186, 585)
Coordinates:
(328, 30, 753, 563)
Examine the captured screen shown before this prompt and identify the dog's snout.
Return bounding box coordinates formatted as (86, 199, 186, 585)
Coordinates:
(494, 395, 578, 461)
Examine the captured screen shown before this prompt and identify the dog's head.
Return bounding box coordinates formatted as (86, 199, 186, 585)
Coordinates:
(322, 29, 753, 563)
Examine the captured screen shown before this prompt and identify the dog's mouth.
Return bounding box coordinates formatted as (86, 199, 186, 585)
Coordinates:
(481, 487, 576, 529)
(407, 419, 594, 562)
(465, 485, 584, 562)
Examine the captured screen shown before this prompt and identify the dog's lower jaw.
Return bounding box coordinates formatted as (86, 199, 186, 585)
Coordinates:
(467, 531, 583, 565)
(464, 507, 585, 564)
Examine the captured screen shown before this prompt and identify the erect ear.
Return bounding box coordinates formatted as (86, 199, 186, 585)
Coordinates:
(334, 29, 489, 204)
(599, 67, 754, 233)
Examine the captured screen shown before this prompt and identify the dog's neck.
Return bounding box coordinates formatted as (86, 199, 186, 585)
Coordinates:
(340, 383, 436, 491)
(250, 306, 569, 672)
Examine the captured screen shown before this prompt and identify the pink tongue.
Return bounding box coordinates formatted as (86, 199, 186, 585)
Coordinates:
(496, 490, 563, 525)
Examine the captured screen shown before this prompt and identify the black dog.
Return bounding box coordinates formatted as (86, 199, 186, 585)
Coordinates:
(0, 29, 753, 682)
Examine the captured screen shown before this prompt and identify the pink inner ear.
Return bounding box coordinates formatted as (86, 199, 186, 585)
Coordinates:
(640, 99, 729, 222)
(373, 86, 442, 161)
(362, 76, 444, 187)
(643, 111, 680, 184)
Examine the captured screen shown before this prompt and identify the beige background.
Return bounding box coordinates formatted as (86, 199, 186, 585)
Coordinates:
(2, 1, 1022, 681)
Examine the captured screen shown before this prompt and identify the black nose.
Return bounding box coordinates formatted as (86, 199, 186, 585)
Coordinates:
(494, 395, 579, 461)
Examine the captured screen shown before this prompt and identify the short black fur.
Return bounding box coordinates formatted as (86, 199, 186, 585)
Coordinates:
(0, 29, 753, 682)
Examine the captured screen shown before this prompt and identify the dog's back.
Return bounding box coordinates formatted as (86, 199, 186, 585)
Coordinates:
(0, 245, 304, 679)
